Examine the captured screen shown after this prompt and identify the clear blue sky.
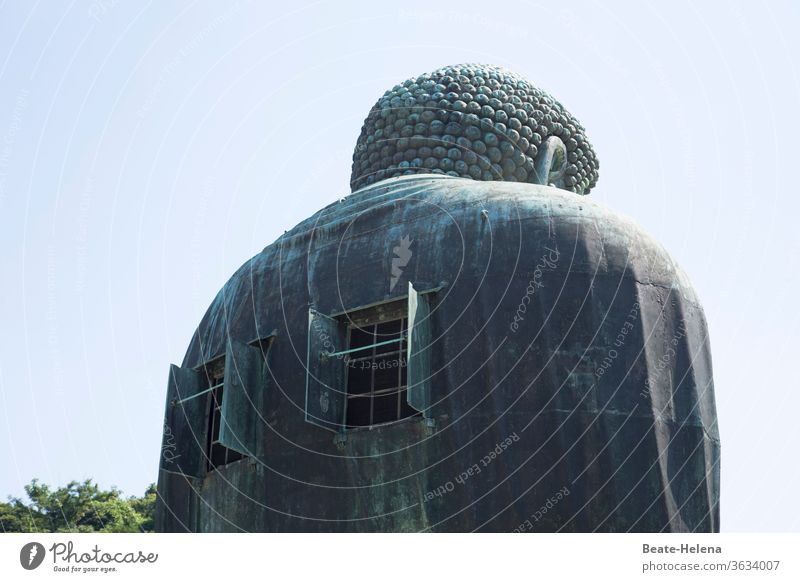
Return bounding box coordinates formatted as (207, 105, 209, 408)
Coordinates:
(0, 0, 798, 532)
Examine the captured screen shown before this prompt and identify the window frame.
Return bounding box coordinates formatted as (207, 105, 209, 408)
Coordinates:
(342, 312, 417, 430)
(205, 376, 245, 472)
(197, 354, 245, 473)
(304, 282, 442, 434)
(194, 334, 275, 473)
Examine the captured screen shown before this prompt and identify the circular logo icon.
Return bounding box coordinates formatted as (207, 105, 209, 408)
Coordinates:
(20, 542, 46, 570)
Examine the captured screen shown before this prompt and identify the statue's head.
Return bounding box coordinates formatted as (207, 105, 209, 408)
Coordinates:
(350, 63, 599, 194)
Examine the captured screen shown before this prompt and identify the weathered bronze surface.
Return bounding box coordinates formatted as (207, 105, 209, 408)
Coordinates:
(156, 65, 718, 532)
(157, 175, 719, 532)
(350, 64, 599, 194)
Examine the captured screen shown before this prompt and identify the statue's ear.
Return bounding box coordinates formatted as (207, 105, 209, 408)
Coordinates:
(533, 136, 568, 188)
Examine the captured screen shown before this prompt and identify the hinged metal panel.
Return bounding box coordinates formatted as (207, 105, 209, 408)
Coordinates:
(305, 309, 347, 432)
(219, 339, 267, 456)
(161, 364, 206, 479)
(407, 282, 432, 415)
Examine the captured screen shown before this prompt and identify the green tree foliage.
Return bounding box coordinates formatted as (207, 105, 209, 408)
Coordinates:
(0, 479, 156, 533)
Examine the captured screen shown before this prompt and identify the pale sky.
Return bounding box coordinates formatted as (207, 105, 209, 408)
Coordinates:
(0, 0, 798, 532)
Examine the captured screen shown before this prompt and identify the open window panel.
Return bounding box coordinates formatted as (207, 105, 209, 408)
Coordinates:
(197, 335, 273, 473)
(305, 285, 436, 433)
(406, 282, 434, 418)
(161, 364, 207, 479)
(344, 302, 421, 429)
(197, 354, 244, 472)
